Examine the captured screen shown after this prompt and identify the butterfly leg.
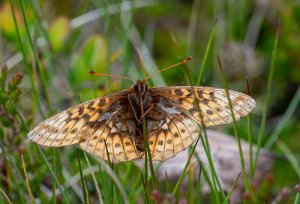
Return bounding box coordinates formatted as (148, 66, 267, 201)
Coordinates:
(128, 94, 140, 122)
(137, 103, 154, 124)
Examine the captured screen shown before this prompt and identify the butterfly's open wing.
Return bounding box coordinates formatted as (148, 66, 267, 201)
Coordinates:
(145, 99, 200, 161)
(151, 86, 256, 127)
(28, 91, 142, 163)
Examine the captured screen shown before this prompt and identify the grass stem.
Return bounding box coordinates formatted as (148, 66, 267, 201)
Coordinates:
(19, 0, 53, 115)
(254, 23, 279, 170)
(217, 56, 249, 192)
(21, 154, 35, 204)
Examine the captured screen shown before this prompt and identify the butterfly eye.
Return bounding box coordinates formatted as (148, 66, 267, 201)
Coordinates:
(132, 83, 138, 92)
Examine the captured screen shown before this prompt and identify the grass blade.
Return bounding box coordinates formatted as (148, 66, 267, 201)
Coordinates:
(52, 149, 56, 204)
(194, 146, 221, 204)
(0, 143, 26, 203)
(295, 193, 299, 204)
(276, 140, 300, 178)
(19, 0, 53, 114)
(199, 130, 223, 204)
(195, 19, 217, 86)
(36, 146, 70, 203)
(0, 186, 13, 204)
(21, 154, 35, 204)
(76, 150, 90, 204)
(247, 114, 254, 179)
(265, 86, 300, 149)
(195, 160, 202, 203)
(142, 117, 157, 189)
(95, 158, 129, 204)
(84, 153, 104, 204)
(226, 172, 241, 201)
(140, 172, 149, 204)
(1, 86, 70, 202)
(192, 85, 227, 203)
(188, 160, 195, 204)
(165, 172, 170, 193)
(172, 136, 200, 195)
(254, 23, 279, 169)
(217, 56, 249, 192)
(8, 0, 45, 117)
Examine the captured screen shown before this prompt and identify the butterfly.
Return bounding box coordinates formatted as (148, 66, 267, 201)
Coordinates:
(28, 58, 256, 163)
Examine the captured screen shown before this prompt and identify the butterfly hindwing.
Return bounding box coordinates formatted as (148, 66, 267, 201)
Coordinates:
(79, 105, 142, 163)
(145, 100, 199, 161)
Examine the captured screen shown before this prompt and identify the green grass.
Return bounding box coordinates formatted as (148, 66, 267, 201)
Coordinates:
(1, 0, 299, 203)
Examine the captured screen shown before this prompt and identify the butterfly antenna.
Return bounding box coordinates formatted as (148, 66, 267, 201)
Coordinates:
(137, 49, 149, 76)
(145, 56, 193, 80)
(89, 71, 134, 82)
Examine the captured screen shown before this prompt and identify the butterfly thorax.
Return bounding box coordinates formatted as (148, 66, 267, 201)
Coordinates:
(128, 79, 154, 153)
(129, 79, 153, 117)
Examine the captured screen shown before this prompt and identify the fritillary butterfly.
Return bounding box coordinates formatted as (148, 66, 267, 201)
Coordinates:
(28, 58, 256, 163)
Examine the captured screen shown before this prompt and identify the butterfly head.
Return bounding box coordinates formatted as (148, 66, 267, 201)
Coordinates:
(131, 79, 150, 94)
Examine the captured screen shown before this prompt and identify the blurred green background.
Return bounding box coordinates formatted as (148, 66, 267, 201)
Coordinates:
(0, 0, 299, 203)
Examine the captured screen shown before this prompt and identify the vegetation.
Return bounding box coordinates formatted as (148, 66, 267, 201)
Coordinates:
(0, 0, 299, 203)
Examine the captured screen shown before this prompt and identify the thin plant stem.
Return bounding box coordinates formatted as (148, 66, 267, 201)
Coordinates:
(103, 141, 114, 204)
(52, 149, 56, 204)
(84, 153, 104, 204)
(192, 86, 226, 203)
(0, 186, 13, 204)
(254, 23, 279, 169)
(199, 130, 222, 204)
(195, 153, 218, 203)
(218, 56, 249, 192)
(226, 172, 241, 201)
(247, 114, 254, 180)
(21, 154, 35, 204)
(188, 160, 195, 204)
(140, 173, 149, 204)
(196, 19, 217, 86)
(295, 193, 299, 204)
(144, 139, 148, 190)
(195, 160, 202, 204)
(165, 172, 170, 193)
(1, 86, 70, 203)
(172, 136, 200, 195)
(0, 143, 26, 204)
(265, 86, 300, 149)
(19, 0, 53, 114)
(276, 140, 300, 178)
(76, 150, 89, 204)
(95, 158, 129, 204)
(27, 0, 53, 51)
(9, 0, 45, 118)
(142, 117, 157, 189)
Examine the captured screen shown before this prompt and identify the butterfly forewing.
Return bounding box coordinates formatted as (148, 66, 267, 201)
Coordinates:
(151, 86, 256, 127)
(28, 91, 128, 147)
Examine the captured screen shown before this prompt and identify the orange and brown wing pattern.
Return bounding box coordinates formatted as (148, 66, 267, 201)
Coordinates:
(145, 100, 199, 161)
(151, 86, 256, 127)
(28, 91, 127, 146)
(79, 104, 142, 163)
